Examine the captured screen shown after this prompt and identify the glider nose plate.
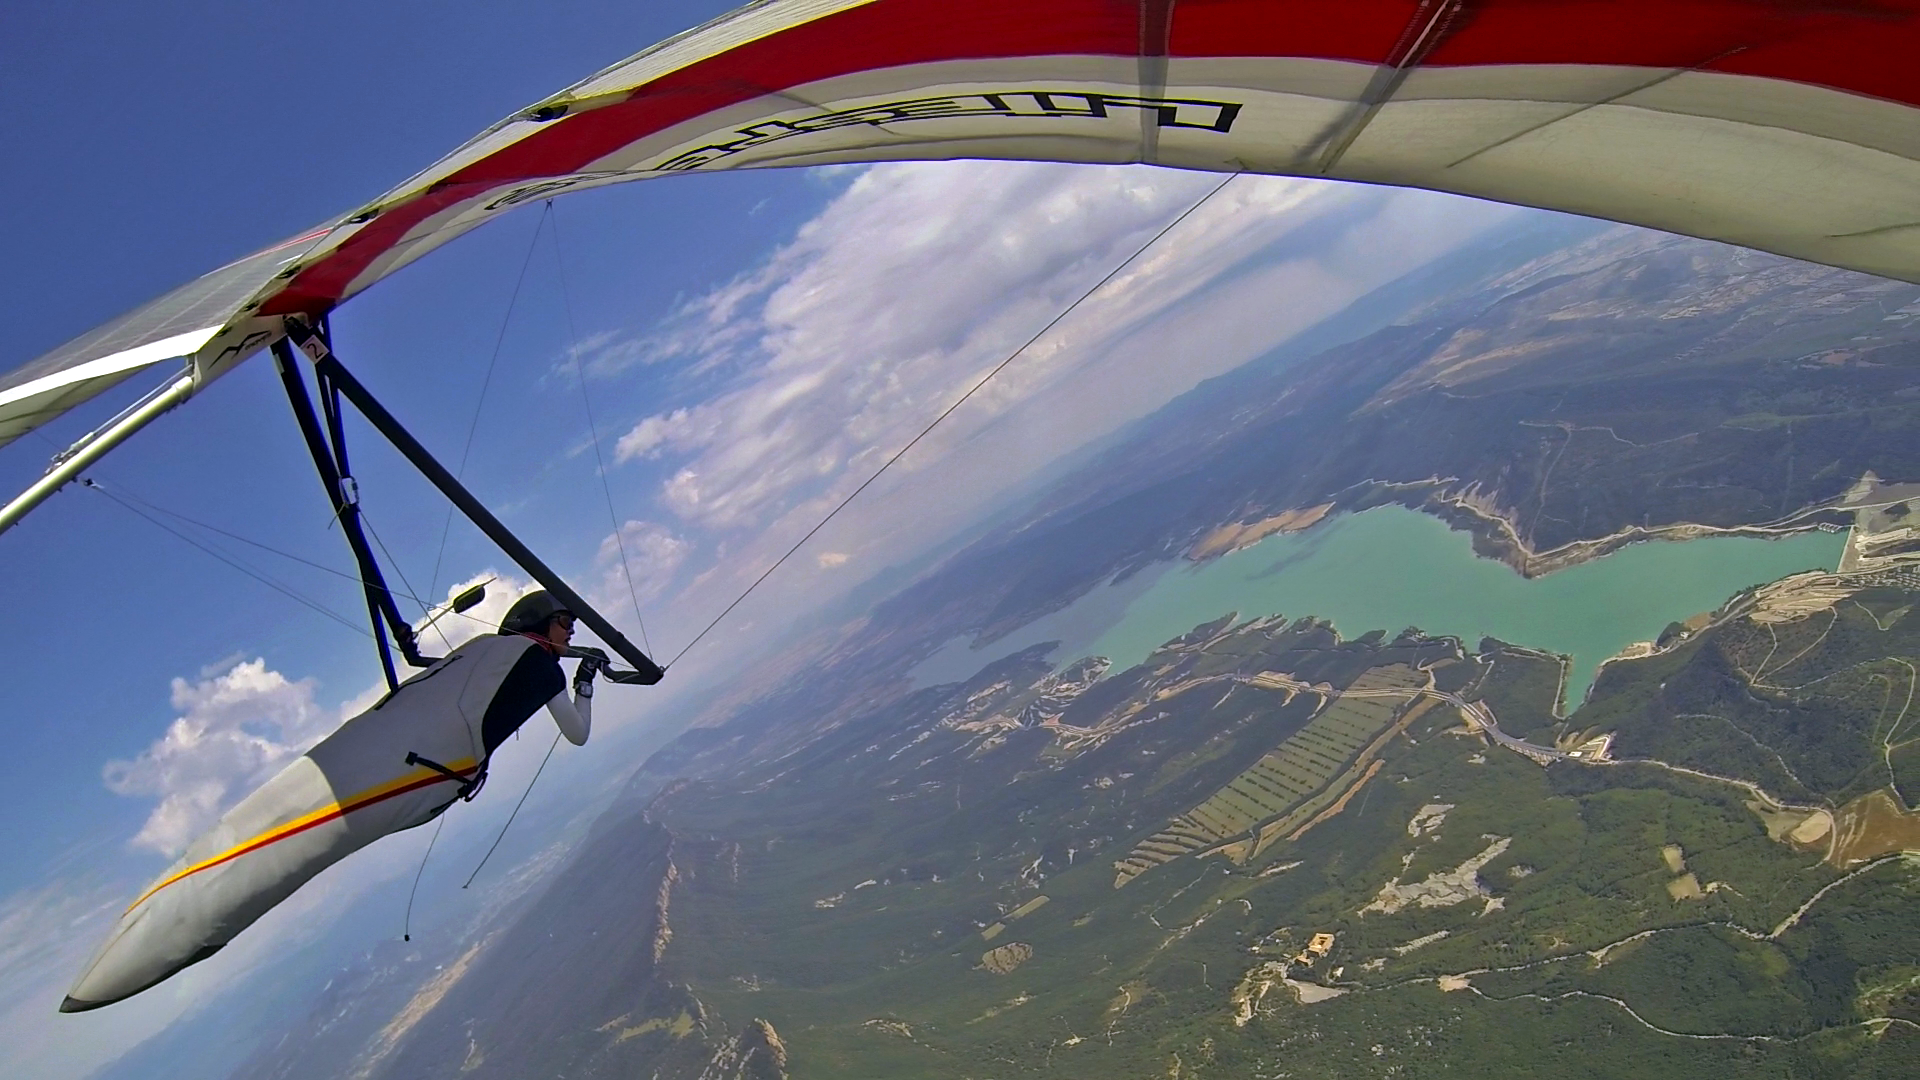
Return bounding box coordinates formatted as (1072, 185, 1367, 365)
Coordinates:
(62, 935, 225, 1013)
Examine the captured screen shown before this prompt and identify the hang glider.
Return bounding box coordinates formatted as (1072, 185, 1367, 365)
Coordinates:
(17, 0, 1920, 1015)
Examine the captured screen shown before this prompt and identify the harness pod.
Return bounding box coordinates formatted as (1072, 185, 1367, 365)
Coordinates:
(62, 635, 554, 1012)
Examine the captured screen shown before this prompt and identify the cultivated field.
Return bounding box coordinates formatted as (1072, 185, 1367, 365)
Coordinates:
(1114, 664, 1425, 885)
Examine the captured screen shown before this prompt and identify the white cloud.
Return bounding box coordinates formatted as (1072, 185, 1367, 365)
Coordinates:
(589, 162, 1519, 676)
(409, 569, 533, 654)
(610, 162, 1275, 530)
(3, 159, 1541, 1080)
(12, 568, 639, 1080)
(0, 875, 120, 1012)
(0, 874, 183, 1080)
(614, 407, 697, 461)
(593, 520, 691, 611)
(102, 660, 338, 857)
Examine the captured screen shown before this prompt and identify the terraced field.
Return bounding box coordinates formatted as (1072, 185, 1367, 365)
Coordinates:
(1114, 664, 1425, 886)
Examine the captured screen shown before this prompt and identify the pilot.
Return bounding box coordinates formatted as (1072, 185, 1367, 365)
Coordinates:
(379, 588, 605, 801)
(62, 590, 607, 1012)
(471, 590, 603, 762)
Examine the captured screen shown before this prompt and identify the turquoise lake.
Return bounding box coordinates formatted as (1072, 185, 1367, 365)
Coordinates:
(911, 506, 1845, 712)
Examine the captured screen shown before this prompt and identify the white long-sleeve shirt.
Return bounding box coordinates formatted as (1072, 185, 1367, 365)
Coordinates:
(546, 685, 592, 745)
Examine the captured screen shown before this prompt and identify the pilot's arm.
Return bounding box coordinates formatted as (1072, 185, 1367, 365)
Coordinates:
(546, 660, 595, 745)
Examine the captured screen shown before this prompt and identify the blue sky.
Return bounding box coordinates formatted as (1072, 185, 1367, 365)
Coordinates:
(0, 3, 1531, 1075)
(0, 0, 779, 884)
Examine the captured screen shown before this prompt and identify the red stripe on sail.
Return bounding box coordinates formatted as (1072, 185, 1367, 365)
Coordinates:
(261, 0, 1920, 317)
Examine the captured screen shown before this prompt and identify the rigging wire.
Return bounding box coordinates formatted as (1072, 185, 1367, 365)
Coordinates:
(548, 200, 653, 656)
(360, 509, 435, 633)
(462, 730, 563, 889)
(664, 172, 1242, 669)
(82, 480, 371, 637)
(48, 173, 1232, 917)
(87, 474, 627, 666)
(87, 480, 541, 649)
(454, 200, 639, 885)
(402, 813, 448, 942)
(85, 478, 478, 627)
(424, 203, 553, 647)
(104, 488, 577, 654)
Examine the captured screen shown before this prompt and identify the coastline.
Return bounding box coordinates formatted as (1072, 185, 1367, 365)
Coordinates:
(1336, 478, 1854, 580)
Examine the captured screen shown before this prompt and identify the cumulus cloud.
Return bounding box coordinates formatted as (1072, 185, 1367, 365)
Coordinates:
(614, 407, 699, 461)
(93, 165, 1523, 868)
(9, 160, 1533, 1079)
(31, 567, 638, 1078)
(103, 660, 338, 856)
(410, 569, 534, 653)
(617, 166, 1511, 528)
(607, 163, 1281, 530)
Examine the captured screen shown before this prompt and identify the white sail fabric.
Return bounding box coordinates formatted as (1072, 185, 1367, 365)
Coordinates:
(8, 0, 1920, 448)
(0, 227, 329, 449)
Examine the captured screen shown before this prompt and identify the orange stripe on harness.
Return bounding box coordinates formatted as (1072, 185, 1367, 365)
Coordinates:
(126, 758, 478, 913)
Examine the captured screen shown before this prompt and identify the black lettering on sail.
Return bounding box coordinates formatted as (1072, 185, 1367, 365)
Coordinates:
(656, 91, 1243, 172)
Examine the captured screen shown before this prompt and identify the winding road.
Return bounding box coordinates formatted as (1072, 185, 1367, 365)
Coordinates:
(1228, 671, 1569, 764)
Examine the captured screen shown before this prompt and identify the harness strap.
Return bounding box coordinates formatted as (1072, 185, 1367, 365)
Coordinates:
(405, 751, 487, 801)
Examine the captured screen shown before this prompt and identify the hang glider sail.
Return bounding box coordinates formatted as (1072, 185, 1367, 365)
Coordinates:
(6, 0, 1920, 492)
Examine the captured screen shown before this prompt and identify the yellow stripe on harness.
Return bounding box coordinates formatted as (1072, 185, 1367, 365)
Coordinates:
(126, 757, 478, 912)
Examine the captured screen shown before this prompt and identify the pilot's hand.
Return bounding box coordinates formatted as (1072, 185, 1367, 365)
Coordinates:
(573, 649, 604, 696)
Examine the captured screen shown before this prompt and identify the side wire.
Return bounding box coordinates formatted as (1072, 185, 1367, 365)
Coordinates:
(665, 172, 1241, 669)
(361, 511, 435, 633)
(462, 730, 563, 889)
(548, 200, 652, 655)
(402, 813, 448, 941)
(82, 480, 371, 637)
(454, 203, 648, 891)
(87, 478, 496, 631)
(424, 203, 553, 648)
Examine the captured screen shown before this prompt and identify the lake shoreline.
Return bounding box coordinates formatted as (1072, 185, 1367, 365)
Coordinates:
(913, 505, 1845, 712)
(1334, 478, 1855, 580)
